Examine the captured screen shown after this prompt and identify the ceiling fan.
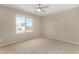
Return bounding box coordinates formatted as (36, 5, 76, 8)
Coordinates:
(35, 4, 48, 13)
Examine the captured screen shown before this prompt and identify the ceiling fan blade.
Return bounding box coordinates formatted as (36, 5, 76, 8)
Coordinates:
(40, 6, 48, 8)
(41, 9, 45, 12)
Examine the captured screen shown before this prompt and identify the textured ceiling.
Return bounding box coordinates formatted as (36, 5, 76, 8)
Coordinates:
(1, 4, 79, 17)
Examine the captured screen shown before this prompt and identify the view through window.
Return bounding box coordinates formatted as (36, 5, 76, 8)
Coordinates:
(25, 18, 32, 32)
(16, 15, 32, 33)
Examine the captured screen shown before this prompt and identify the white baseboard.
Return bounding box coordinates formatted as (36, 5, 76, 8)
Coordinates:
(44, 36, 79, 45)
(0, 35, 41, 47)
(55, 38, 79, 45)
(0, 35, 79, 47)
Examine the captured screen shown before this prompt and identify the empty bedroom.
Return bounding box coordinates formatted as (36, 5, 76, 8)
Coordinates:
(0, 4, 79, 54)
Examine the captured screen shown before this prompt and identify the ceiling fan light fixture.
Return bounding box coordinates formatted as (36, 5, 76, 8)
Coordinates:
(36, 8, 41, 12)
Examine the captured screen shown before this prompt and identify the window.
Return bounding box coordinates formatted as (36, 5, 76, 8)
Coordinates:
(16, 15, 25, 33)
(16, 15, 32, 33)
(26, 18, 32, 32)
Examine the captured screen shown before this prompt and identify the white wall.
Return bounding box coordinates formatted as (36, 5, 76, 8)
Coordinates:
(42, 7, 79, 44)
(0, 6, 41, 46)
(1, 6, 79, 46)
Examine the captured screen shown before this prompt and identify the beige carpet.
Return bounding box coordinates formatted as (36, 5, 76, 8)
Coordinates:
(0, 38, 79, 54)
